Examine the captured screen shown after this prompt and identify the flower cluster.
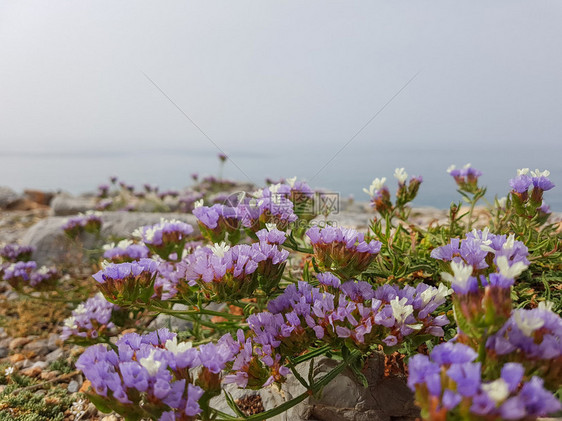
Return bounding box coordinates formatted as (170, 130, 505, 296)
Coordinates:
(0, 244, 34, 262)
(363, 177, 392, 215)
(0, 260, 58, 289)
(62, 211, 103, 237)
(306, 226, 381, 278)
(447, 163, 482, 193)
(255, 280, 450, 355)
(93, 258, 159, 305)
(193, 202, 242, 243)
(103, 239, 150, 263)
(509, 168, 555, 219)
(134, 219, 194, 260)
(181, 227, 289, 300)
(77, 329, 225, 419)
(431, 228, 529, 274)
(61, 293, 117, 341)
(240, 187, 298, 231)
(408, 342, 561, 419)
(486, 303, 562, 387)
(1, 261, 36, 288)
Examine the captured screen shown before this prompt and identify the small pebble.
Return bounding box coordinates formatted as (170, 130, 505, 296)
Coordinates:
(68, 380, 80, 393)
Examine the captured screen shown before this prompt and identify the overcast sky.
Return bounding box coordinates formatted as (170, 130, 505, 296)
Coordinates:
(1, 1, 561, 160)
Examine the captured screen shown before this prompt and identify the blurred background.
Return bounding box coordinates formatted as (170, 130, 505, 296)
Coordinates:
(1, 1, 561, 208)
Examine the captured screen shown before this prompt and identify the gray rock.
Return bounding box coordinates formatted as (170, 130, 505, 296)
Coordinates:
(68, 380, 80, 393)
(280, 354, 417, 421)
(0, 347, 8, 359)
(149, 303, 193, 332)
(21, 211, 199, 266)
(45, 348, 64, 363)
(31, 361, 48, 370)
(47, 333, 60, 351)
(23, 338, 50, 356)
(50, 193, 98, 216)
(0, 186, 21, 209)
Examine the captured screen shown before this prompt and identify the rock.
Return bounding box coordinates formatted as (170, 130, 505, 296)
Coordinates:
(21, 366, 42, 377)
(0, 347, 8, 359)
(8, 353, 26, 363)
(278, 354, 417, 421)
(40, 370, 60, 381)
(45, 348, 64, 363)
(0, 186, 21, 209)
(50, 193, 97, 216)
(101, 414, 122, 421)
(68, 380, 80, 393)
(47, 333, 60, 351)
(9, 337, 32, 350)
(23, 338, 50, 356)
(24, 189, 54, 206)
(149, 303, 192, 332)
(21, 211, 199, 266)
(31, 361, 48, 370)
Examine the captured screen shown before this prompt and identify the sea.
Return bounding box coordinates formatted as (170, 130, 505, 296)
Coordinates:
(2, 145, 561, 210)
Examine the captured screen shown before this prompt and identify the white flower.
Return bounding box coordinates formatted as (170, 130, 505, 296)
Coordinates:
(139, 349, 162, 376)
(463, 163, 472, 169)
(286, 177, 297, 188)
(252, 189, 264, 198)
(393, 168, 408, 184)
(269, 183, 283, 194)
(502, 234, 515, 251)
(530, 169, 550, 178)
(37, 265, 50, 275)
(211, 242, 230, 258)
(4, 366, 14, 376)
(117, 239, 133, 249)
(102, 242, 116, 251)
(73, 304, 87, 315)
(390, 297, 414, 325)
(100, 260, 112, 269)
(482, 378, 509, 403)
(420, 283, 453, 306)
(363, 177, 387, 197)
(165, 337, 193, 355)
(441, 261, 473, 291)
(64, 316, 77, 329)
(70, 398, 87, 418)
(132, 227, 144, 239)
(446, 164, 456, 174)
(472, 228, 495, 253)
(496, 256, 528, 279)
(517, 168, 529, 176)
(538, 301, 554, 312)
(194, 199, 204, 208)
(265, 223, 278, 232)
(497, 197, 507, 208)
(514, 311, 544, 336)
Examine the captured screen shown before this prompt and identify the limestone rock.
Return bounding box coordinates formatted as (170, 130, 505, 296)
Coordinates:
(50, 193, 97, 216)
(0, 186, 21, 209)
(21, 211, 199, 266)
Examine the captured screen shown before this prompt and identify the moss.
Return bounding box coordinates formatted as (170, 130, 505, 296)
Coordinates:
(0, 382, 74, 421)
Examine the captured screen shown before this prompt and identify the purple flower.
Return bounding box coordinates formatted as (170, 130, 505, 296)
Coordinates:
(93, 258, 159, 304)
(77, 329, 209, 419)
(306, 226, 381, 278)
(0, 244, 34, 262)
(61, 293, 117, 341)
(103, 240, 150, 263)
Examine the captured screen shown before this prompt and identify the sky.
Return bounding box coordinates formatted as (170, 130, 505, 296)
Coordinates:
(0, 1, 561, 192)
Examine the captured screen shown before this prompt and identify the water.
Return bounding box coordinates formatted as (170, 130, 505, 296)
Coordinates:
(1, 145, 561, 210)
